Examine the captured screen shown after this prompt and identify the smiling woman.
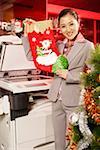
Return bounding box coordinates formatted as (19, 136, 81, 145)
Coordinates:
(48, 8, 95, 150)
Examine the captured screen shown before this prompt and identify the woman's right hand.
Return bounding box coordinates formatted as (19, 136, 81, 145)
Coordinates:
(56, 69, 68, 79)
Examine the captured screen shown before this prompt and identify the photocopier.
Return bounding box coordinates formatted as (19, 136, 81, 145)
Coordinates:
(0, 35, 55, 150)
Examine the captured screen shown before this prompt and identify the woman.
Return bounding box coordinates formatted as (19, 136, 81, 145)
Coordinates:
(48, 8, 94, 150)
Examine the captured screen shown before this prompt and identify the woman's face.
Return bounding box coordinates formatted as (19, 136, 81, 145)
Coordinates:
(59, 14, 80, 40)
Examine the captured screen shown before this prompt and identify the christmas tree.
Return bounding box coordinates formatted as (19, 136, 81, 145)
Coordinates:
(67, 44, 100, 150)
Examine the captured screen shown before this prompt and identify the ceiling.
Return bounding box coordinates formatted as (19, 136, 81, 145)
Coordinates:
(0, 0, 100, 13)
(0, 0, 15, 6)
(15, 0, 100, 13)
(48, 0, 100, 13)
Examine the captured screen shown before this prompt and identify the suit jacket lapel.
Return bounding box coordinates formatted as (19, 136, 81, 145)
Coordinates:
(67, 41, 86, 64)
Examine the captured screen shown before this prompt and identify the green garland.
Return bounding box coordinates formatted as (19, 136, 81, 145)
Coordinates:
(89, 44, 100, 71)
(68, 44, 100, 150)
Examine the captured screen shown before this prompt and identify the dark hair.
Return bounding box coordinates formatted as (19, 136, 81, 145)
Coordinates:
(58, 8, 79, 23)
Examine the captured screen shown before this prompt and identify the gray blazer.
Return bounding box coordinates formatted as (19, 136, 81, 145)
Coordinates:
(48, 36, 94, 106)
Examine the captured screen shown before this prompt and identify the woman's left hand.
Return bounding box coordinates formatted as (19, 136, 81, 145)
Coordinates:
(56, 69, 68, 79)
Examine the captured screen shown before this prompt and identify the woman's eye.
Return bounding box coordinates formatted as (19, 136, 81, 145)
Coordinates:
(70, 23, 74, 26)
(61, 25, 65, 28)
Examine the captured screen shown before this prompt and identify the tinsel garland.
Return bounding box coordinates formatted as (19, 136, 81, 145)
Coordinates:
(69, 89, 94, 150)
(77, 110, 93, 150)
(77, 89, 93, 150)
